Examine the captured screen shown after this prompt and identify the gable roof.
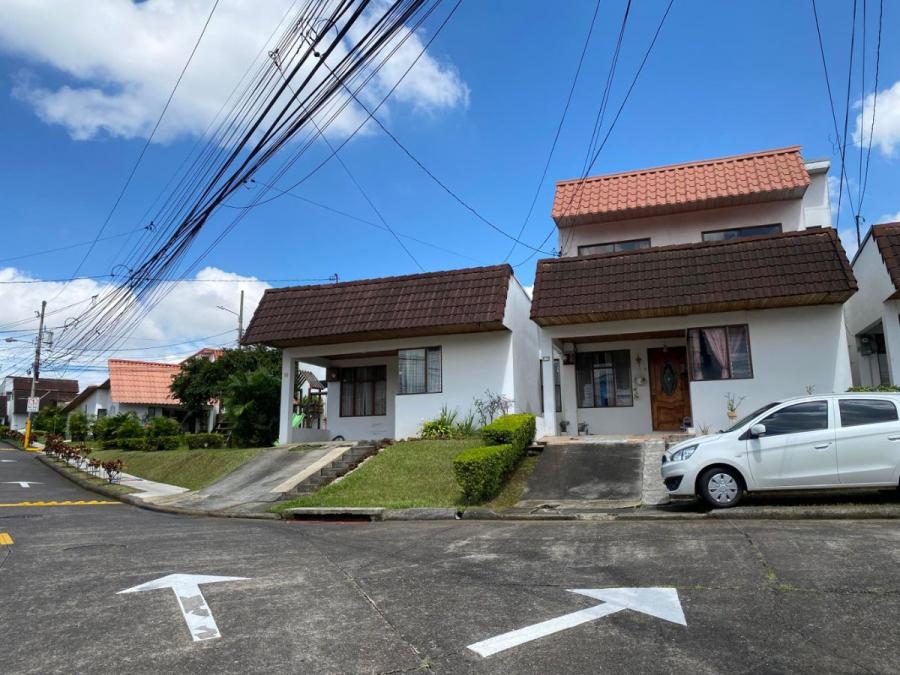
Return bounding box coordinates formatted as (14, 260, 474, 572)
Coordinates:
(552, 146, 811, 226)
(62, 379, 110, 414)
(108, 359, 181, 406)
(871, 222, 900, 299)
(7, 377, 79, 414)
(242, 265, 513, 348)
(531, 228, 856, 325)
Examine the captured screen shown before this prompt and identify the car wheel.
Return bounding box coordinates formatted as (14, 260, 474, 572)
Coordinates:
(698, 467, 743, 508)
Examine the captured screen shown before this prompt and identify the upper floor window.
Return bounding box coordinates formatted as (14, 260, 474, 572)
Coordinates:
(688, 325, 753, 381)
(578, 238, 650, 256)
(702, 223, 782, 242)
(399, 347, 441, 394)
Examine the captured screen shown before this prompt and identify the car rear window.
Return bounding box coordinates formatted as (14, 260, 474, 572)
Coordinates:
(838, 399, 898, 427)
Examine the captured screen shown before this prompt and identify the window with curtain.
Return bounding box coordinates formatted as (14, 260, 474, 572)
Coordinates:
(340, 365, 387, 417)
(398, 347, 441, 394)
(575, 350, 633, 408)
(578, 238, 651, 256)
(687, 325, 753, 380)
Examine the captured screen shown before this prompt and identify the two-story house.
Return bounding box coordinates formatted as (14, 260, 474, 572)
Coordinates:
(531, 146, 858, 436)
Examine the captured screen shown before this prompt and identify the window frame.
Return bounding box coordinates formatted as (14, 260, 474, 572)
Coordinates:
(339, 365, 387, 417)
(837, 398, 900, 428)
(577, 238, 651, 257)
(701, 223, 783, 242)
(687, 324, 754, 381)
(575, 349, 634, 409)
(397, 346, 442, 395)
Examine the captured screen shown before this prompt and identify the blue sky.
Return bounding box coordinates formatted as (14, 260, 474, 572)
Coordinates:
(0, 0, 898, 378)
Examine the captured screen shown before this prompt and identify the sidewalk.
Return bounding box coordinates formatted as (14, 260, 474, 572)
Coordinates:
(117, 472, 189, 502)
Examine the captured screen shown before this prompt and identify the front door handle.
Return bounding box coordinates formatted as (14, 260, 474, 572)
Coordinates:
(888, 436, 900, 441)
(813, 443, 831, 450)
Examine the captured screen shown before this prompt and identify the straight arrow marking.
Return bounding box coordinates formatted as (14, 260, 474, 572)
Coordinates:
(3, 481, 41, 488)
(119, 574, 248, 642)
(468, 587, 686, 658)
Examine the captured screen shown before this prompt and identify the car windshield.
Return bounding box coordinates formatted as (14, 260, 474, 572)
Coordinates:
(721, 402, 780, 433)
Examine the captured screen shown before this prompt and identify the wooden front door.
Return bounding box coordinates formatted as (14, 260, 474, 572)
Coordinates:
(648, 347, 691, 431)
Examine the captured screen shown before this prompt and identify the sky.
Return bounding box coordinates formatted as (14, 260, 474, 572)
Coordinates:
(0, 0, 898, 385)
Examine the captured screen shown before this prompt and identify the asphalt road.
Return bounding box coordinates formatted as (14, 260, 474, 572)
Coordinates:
(2, 445, 899, 674)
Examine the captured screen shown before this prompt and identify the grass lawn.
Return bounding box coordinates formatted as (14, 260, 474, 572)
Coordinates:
(91, 447, 268, 491)
(271, 439, 539, 511)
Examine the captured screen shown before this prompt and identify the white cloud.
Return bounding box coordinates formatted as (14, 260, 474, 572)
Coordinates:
(853, 80, 900, 157)
(877, 211, 900, 224)
(0, 0, 467, 142)
(0, 266, 270, 384)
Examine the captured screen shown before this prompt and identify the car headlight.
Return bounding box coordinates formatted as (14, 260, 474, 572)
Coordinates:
(670, 444, 698, 462)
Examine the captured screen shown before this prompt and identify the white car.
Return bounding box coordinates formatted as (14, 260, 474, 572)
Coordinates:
(661, 393, 900, 508)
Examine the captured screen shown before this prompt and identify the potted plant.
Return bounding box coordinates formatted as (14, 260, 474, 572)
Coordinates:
(724, 392, 745, 421)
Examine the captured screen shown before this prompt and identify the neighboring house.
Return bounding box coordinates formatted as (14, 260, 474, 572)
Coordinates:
(105, 359, 185, 423)
(242, 265, 539, 443)
(844, 222, 900, 387)
(61, 380, 112, 419)
(0, 376, 79, 430)
(532, 146, 857, 436)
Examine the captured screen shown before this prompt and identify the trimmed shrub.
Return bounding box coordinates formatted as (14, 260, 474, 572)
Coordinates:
(144, 435, 180, 452)
(147, 416, 181, 438)
(115, 413, 145, 441)
(185, 432, 226, 449)
(848, 385, 900, 392)
(102, 437, 146, 451)
(453, 443, 518, 503)
(480, 413, 536, 450)
(453, 413, 536, 503)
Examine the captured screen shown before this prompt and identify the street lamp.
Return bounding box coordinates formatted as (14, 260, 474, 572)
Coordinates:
(216, 290, 244, 348)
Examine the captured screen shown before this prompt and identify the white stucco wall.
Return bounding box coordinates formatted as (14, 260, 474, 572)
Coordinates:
(71, 387, 112, 418)
(558, 167, 831, 256)
(504, 275, 541, 416)
(539, 304, 852, 436)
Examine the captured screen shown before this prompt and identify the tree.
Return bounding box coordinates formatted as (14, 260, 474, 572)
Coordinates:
(169, 346, 282, 440)
(33, 405, 68, 435)
(222, 367, 281, 447)
(67, 412, 89, 441)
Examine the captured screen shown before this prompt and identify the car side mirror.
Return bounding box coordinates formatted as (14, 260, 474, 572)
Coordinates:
(749, 423, 766, 438)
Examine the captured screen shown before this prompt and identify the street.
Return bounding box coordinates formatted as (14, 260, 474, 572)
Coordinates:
(2, 445, 899, 674)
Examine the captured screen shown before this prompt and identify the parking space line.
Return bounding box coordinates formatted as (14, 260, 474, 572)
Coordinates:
(0, 500, 122, 508)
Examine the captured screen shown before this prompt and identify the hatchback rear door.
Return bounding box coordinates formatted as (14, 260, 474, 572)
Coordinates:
(835, 397, 900, 485)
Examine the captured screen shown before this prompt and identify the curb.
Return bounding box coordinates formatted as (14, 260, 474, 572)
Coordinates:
(35, 454, 279, 521)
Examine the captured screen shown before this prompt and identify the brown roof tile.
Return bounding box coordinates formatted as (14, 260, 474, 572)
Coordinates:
(531, 229, 857, 325)
(552, 146, 811, 225)
(243, 265, 513, 348)
(8, 377, 79, 414)
(871, 223, 900, 298)
(108, 359, 181, 406)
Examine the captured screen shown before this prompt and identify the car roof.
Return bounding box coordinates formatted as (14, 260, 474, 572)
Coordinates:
(774, 392, 900, 405)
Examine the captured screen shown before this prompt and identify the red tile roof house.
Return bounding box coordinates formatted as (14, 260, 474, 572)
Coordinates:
(532, 146, 857, 437)
(0, 376, 79, 430)
(63, 355, 222, 431)
(843, 222, 900, 387)
(242, 266, 539, 443)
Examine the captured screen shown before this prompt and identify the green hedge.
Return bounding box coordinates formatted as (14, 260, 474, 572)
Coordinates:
(185, 432, 226, 449)
(101, 436, 180, 451)
(144, 435, 180, 452)
(452, 413, 536, 503)
(847, 385, 900, 392)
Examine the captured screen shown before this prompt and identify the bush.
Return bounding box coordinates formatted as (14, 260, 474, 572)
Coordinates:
(847, 385, 900, 392)
(147, 416, 180, 438)
(116, 413, 145, 441)
(144, 435, 180, 452)
(102, 437, 146, 451)
(67, 412, 89, 442)
(185, 432, 226, 449)
(420, 406, 458, 439)
(452, 413, 536, 503)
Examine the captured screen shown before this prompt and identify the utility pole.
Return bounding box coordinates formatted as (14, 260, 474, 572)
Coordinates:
(23, 300, 46, 451)
(237, 289, 244, 348)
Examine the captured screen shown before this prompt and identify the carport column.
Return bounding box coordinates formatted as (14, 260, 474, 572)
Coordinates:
(278, 353, 294, 445)
(540, 329, 558, 437)
(881, 301, 900, 386)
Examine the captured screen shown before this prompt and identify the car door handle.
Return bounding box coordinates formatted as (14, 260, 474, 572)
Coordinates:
(813, 443, 831, 450)
(889, 436, 900, 441)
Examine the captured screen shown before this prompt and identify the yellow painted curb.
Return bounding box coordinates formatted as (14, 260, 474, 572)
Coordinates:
(0, 500, 121, 508)
(0, 533, 13, 545)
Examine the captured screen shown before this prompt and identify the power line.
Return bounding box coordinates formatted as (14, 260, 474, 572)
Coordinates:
(836, 0, 859, 237)
(502, 0, 603, 262)
(858, 0, 883, 216)
(50, 0, 221, 302)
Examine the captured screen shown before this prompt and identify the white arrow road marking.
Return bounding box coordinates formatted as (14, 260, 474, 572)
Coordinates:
(0, 459, 16, 463)
(118, 574, 248, 642)
(468, 587, 686, 658)
(3, 481, 41, 488)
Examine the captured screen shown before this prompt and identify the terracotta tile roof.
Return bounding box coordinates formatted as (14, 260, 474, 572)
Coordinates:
(243, 265, 513, 348)
(9, 377, 79, 414)
(108, 359, 181, 406)
(182, 347, 225, 363)
(871, 223, 900, 299)
(552, 146, 811, 226)
(531, 229, 856, 325)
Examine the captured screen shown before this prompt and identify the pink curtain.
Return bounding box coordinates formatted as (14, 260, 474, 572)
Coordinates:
(704, 328, 730, 378)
